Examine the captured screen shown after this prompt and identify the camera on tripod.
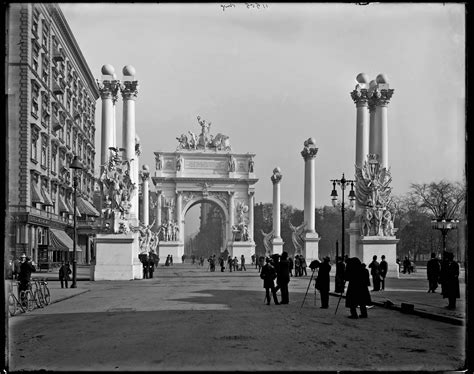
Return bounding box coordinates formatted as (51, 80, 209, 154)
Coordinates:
(309, 259, 320, 271)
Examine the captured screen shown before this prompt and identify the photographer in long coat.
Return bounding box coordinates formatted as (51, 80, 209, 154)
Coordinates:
(315, 256, 331, 309)
(276, 252, 291, 304)
(344, 257, 371, 319)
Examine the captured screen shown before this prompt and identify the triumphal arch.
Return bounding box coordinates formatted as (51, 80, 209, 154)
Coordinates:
(151, 116, 258, 260)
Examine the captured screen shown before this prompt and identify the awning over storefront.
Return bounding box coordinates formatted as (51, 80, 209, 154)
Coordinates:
(66, 199, 81, 217)
(41, 186, 54, 206)
(49, 228, 82, 252)
(31, 182, 44, 204)
(77, 196, 100, 217)
(58, 195, 69, 214)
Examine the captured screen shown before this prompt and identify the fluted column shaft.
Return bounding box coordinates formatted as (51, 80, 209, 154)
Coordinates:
(121, 81, 139, 220)
(156, 191, 162, 229)
(176, 192, 182, 241)
(249, 192, 255, 241)
(301, 141, 318, 233)
(368, 103, 377, 156)
(375, 103, 389, 169)
(228, 192, 235, 240)
(98, 82, 115, 169)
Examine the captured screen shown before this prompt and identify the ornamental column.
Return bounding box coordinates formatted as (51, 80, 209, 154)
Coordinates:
(368, 80, 378, 157)
(373, 74, 394, 170)
(248, 191, 255, 242)
(271, 167, 284, 255)
(176, 191, 183, 242)
(301, 138, 320, 262)
(351, 73, 370, 170)
(140, 165, 150, 226)
(97, 65, 119, 170)
(228, 191, 235, 242)
(155, 191, 162, 230)
(120, 65, 139, 221)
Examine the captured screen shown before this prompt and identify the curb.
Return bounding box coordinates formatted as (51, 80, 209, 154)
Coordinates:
(328, 292, 464, 326)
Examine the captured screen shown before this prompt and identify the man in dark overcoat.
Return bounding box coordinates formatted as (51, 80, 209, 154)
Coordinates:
(344, 257, 371, 319)
(276, 252, 291, 304)
(426, 252, 441, 293)
(260, 257, 279, 305)
(368, 255, 381, 291)
(148, 253, 155, 278)
(334, 256, 345, 294)
(379, 255, 388, 290)
(442, 252, 460, 309)
(315, 256, 331, 308)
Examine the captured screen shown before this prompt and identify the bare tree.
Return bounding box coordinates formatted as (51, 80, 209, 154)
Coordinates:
(409, 180, 465, 219)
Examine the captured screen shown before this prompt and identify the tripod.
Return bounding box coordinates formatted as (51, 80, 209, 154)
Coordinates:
(300, 268, 317, 309)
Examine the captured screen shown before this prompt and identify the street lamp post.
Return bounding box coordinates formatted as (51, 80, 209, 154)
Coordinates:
(431, 202, 459, 258)
(330, 173, 356, 261)
(69, 156, 83, 288)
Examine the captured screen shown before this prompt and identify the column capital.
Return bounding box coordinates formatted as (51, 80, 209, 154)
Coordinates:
(120, 81, 139, 101)
(97, 79, 121, 100)
(139, 169, 150, 183)
(271, 168, 283, 184)
(350, 86, 369, 107)
(301, 138, 318, 161)
(370, 88, 394, 107)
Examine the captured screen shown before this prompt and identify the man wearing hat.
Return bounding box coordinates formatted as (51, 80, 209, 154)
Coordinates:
(17, 253, 36, 294)
(276, 252, 291, 304)
(260, 257, 279, 305)
(315, 256, 332, 308)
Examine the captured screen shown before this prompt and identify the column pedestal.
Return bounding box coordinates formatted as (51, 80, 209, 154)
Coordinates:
(303, 232, 320, 263)
(357, 236, 399, 279)
(271, 237, 284, 255)
(92, 232, 142, 280)
(228, 241, 255, 262)
(158, 241, 184, 261)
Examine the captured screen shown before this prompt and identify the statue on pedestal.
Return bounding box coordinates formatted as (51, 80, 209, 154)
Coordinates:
(289, 221, 306, 255)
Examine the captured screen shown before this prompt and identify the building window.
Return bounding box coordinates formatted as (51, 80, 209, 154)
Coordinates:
(41, 54, 49, 83)
(41, 93, 50, 127)
(41, 20, 49, 50)
(32, 7, 40, 37)
(31, 125, 39, 162)
(66, 124, 71, 147)
(31, 39, 40, 71)
(72, 130, 77, 154)
(31, 81, 40, 118)
(40, 134, 48, 168)
(51, 143, 58, 174)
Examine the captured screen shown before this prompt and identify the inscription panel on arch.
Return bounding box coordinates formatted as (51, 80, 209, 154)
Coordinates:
(185, 160, 227, 170)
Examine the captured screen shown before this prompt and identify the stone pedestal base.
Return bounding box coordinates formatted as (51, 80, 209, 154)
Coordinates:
(228, 241, 255, 263)
(348, 221, 361, 258)
(357, 236, 399, 279)
(303, 232, 320, 263)
(158, 241, 184, 263)
(271, 237, 284, 255)
(92, 232, 142, 281)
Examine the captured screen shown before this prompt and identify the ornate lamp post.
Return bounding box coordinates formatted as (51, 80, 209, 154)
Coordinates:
(431, 202, 459, 257)
(69, 156, 83, 288)
(330, 173, 356, 261)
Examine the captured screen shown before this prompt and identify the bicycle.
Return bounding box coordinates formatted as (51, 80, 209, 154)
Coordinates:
(31, 279, 45, 308)
(38, 278, 51, 305)
(7, 281, 34, 316)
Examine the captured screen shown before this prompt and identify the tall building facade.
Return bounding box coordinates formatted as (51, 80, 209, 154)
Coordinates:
(6, 3, 100, 268)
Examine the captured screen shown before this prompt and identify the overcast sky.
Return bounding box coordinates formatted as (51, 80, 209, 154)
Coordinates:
(61, 3, 465, 213)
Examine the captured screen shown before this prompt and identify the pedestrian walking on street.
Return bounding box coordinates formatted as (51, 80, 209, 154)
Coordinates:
(233, 256, 239, 272)
(402, 256, 411, 274)
(379, 255, 388, 290)
(219, 256, 225, 272)
(441, 252, 460, 309)
(276, 252, 291, 304)
(258, 256, 265, 273)
(288, 256, 294, 277)
(368, 255, 381, 291)
(294, 255, 301, 277)
(335, 256, 346, 294)
(170, 255, 174, 266)
(240, 255, 246, 271)
(260, 257, 279, 305)
(315, 256, 331, 308)
(165, 254, 170, 267)
(148, 254, 155, 278)
(141, 253, 149, 279)
(344, 257, 371, 319)
(427, 252, 441, 293)
(227, 256, 233, 272)
(59, 261, 71, 288)
(300, 256, 307, 276)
